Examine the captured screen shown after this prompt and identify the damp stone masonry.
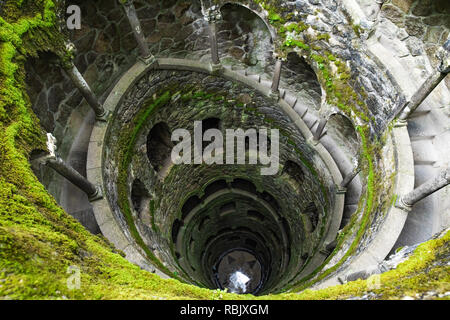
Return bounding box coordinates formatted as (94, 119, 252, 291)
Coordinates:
(1, 0, 449, 300)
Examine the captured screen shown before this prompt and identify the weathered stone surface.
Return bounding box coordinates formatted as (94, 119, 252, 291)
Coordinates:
(173, 2, 191, 19)
(405, 36, 424, 56)
(391, 0, 415, 13)
(229, 46, 245, 59)
(137, 6, 158, 20)
(147, 32, 162, 44)
(47, 85, 65, 113)
(434, 0, 450, 15)
(405, 16, 426, 37)
(411, 0, 434, 16)
(74, 29, 96, 53)
(381, 4, 405, 26)
(158, 12, 175, 24)
(22, 0, 450, 294)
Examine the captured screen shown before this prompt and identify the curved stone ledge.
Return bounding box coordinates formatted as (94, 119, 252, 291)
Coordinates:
(312, 123, 414, 289)
(87, 61, 167, 277)
(88, 58, 347, 282)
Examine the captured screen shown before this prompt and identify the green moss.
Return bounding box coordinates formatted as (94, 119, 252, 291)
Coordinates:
(268, 12, 281, 23)
(285, 22, 309, 33)
(0, 0, 448, 300)
(316, 33, 330, 42)
(352, 24, 362, 38)
(284, 125, 379, 292)
(116, 91, 175, 277)
(283, 230, 450, 300)
(284, 37, 310, 51)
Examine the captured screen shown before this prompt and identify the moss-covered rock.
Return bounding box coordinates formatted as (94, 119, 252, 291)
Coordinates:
(0, 0, 448, 300)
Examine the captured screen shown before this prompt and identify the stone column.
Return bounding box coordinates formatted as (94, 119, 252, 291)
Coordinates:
(120, 0, 155, 64)
(313, 118, 327, 142)
(34, 134, 103, 202)
(340, 167, 361, 188)
(63, 61, 107, 121)
(397, 167, 450, 211)
(208, 21, 220, 65)
(271, 57, 283, 97)
(45, 156, 103, 201)
(204, 6, 222, 71)
(396, 42, 449, 121)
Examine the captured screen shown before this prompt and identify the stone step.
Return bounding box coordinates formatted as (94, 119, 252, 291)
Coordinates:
(409, 134, 436, 142)
(409, 109, 431, 118)
(284, 92, 298, 107)
(293, 101, 308, 116)
(408, 116, 437, 138)
(411, 139, 438, 165)
(302, 111, 318, 128)
(409, 104, 432, 118)
(247, 74, 261, 83)
(235, 68, 247, 76)
(260, 78, 272, 88)
(413, 164, 440, 186)
(308, 119, 319, 131)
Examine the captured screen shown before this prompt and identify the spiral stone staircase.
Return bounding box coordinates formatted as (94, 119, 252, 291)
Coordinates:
(24, 0, 449, 296)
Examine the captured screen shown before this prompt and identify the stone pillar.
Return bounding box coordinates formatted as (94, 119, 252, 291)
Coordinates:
(63, 61, 107, 121)
(208, 21, 220, 65)
(396, 42, 449, 121)
(397, 167, 450, 211)
(34, 134, 103, 202)
(313, 118, 327, 142)
(120, 0, 155, 64)
(204, 5, 222, 70)
(44, 156, 103, 201)
(340, 167, 361, 188)
(271, 57, 283, 97)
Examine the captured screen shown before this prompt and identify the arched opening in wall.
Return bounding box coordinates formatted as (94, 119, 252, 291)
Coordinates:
(259, 191, 280, 212)
(231, 178, 257, 194)
(219, 202, 236, 216)
(182, 195, 202, 220)
(283, 52, 322, 110)
(172, 219, 184, 244)
(199, 216, 211, 231)
(204, 179, 228, 198)
(282, 160, 305, 190)
(219, 3, 273, 70)
(215, 249, 262, 294)
(326, 114, 359, 159)
(304, 202, 319, 231)
(202, 117, 221, 132)
(245, 238, 257, 249)
(131, 179, 151, 225)
(247, 210, 265, 222)
(202, 117, 221, 150)
(147, 122, 173, 173)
